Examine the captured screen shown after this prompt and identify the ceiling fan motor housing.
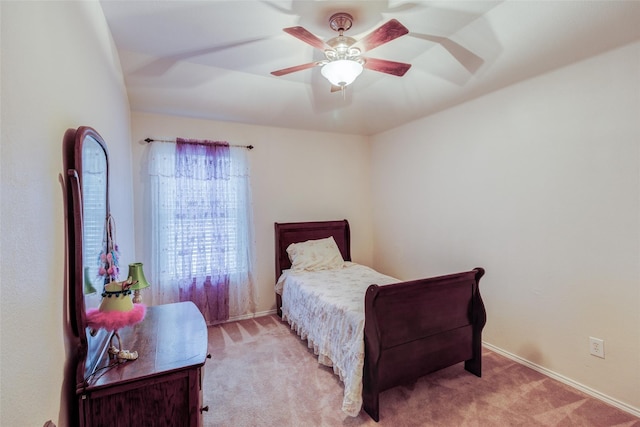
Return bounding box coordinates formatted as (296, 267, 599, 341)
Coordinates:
(325, 36, 361, 61)
(326, 13, 361, 62)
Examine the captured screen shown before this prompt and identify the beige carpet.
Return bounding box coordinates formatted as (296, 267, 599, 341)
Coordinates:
(203, 315, 639, 427)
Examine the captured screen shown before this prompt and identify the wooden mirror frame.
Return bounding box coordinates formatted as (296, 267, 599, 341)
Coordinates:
(63, 126, 111, 389)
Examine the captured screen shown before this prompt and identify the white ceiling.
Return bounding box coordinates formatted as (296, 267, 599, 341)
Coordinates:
(100, 0, 640, 136)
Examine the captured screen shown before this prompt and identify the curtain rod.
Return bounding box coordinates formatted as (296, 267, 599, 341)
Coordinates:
(144, 137, 253, 150)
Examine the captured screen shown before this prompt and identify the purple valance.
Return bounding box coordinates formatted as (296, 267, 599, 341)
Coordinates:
(175, 138, 230, 180)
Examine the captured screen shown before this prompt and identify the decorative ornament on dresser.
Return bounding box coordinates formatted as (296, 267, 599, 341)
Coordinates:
(87, 214, 146, 360)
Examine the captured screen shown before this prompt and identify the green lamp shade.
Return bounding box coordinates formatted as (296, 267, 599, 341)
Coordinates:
(128, 262, 150, 291)
(84, 266, 97, 295)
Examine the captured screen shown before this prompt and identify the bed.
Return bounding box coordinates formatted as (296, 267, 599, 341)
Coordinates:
(274, 219, 486, 421)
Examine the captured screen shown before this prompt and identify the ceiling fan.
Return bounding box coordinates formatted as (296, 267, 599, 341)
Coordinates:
(271, 12, 411, 91)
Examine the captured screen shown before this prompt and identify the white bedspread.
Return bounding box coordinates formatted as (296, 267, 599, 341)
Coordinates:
(276, 263, 399, 416)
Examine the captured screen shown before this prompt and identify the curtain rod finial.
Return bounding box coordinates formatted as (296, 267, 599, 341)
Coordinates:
(144, 138, 153, 143)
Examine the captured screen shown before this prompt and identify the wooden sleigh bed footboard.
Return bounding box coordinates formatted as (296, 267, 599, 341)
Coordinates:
(274, 220, 486, 421)
(362, 268, 486, 421)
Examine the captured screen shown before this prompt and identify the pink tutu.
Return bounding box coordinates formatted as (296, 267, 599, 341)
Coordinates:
(86, 304, 146, 331)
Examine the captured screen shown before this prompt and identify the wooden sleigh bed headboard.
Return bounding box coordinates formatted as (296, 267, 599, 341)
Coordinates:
(274, 219, 352, 317)
(274, 219, 486, 421)
(275, 219, 352, 274)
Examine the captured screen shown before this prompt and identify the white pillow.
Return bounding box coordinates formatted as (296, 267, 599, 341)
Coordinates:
(287, 236, 345, 272)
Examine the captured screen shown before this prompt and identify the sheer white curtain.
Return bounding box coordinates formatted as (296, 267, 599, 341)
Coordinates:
(148, 139, 256, 324)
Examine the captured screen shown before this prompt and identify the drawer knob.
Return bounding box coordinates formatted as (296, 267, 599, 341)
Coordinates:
(200, 405, 209, 413)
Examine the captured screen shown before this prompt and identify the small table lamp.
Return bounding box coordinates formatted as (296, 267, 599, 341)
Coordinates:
(128, 262, 150, 304)
(83, 266, 97, 295)
(86, 278, 146, 360)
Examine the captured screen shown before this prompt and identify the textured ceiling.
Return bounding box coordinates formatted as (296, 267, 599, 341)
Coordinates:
(100, 1, 640, 136)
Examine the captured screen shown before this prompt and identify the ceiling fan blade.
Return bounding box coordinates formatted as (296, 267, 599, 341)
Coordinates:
(363, 57, 411, 77)
(283, 26, 330, 51)
(271, 62, 321, 77)
(410, 33, 484, 74)
(352, 19, 409, 52)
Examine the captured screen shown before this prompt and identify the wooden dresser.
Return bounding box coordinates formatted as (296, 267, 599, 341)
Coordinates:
(77, 302, 209, 426)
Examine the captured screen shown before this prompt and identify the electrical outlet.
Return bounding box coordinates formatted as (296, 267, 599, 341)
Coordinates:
(589, 337, 605, 358)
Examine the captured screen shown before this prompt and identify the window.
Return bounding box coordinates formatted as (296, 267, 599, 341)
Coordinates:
(148, 139, 255, 324)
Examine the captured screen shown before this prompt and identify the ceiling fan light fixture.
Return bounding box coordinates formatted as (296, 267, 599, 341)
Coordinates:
(321, 59, 363, 87)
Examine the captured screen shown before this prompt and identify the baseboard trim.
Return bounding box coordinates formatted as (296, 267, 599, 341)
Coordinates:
(483, 342, 640, 419)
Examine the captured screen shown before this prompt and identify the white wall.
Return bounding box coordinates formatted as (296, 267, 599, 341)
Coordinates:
(130, 112, 373, 315)
(0, 1, 134, 425)
(371, 41, 640, 412)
